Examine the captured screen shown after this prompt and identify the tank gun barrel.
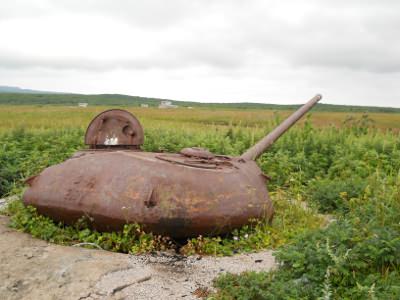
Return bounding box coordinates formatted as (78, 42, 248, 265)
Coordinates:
(240, 94, 322, 161)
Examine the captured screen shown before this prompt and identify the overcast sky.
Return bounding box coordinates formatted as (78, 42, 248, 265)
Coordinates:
(0, 1, 399, 107)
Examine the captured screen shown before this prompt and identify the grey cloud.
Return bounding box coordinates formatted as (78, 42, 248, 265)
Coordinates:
(0, 0, 54, 20)
(222, 2, 400, 74)
(1, 0, 400, 108)
(0, 52, 172, 71)
(0, 0, 209, 29)
(0, 48, 243, 72)
(285, 11, 400, 73)
(2, 0, 399, 74)
(51, 0, 211, 29)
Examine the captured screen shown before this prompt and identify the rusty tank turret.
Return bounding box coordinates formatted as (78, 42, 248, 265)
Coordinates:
(23, 94, 322, 238)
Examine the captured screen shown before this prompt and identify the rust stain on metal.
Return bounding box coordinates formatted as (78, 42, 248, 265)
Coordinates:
(23, 95, 322, 238)
(85, 109, 144, 149)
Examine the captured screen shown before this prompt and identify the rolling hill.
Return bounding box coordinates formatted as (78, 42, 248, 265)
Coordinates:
(0, 86, 399, 113)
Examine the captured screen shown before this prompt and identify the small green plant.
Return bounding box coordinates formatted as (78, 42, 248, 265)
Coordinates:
(211, 175, 400, 299)
(308, 177, 367, 213)
(181, 190, 324, 256)
(5, 199, 173, 253)
(3, 190, 323, 256)
(343, 113, 376, 135)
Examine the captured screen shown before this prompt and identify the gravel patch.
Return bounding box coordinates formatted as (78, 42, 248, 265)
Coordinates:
(0, 215, 276, 300)
(0, 195, 19, 211)
(94, 251, 276, 299)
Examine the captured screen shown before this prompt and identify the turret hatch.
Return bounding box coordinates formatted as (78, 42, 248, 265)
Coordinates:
(85, 109, 144, 149)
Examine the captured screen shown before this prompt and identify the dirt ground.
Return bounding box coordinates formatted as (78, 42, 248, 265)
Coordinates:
(0, 215, 276, 300)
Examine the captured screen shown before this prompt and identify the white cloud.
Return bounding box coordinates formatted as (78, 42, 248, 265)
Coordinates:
(0, 0, 399, 106)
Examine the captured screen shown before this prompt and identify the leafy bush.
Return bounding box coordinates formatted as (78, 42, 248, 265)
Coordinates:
(5, 199, 173, 253)
(308, 177, 367, 213)
(0, 128, 83, 197)
(214, 217, 400, 299)
(212, 171, 400, 299)
(181, 191, 324, 256)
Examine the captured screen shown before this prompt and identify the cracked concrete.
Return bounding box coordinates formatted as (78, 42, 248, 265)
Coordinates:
(0, 215, 276, 300)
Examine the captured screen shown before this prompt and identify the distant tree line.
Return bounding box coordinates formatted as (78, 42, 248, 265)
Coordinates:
(0, 93, 399, 113)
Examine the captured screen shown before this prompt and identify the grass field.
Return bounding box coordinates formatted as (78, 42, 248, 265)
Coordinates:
(1, 105, 400, 299)
(1, 105, 400, 132)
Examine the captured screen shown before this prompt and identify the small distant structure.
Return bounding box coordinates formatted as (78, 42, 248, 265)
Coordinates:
(140, 104, 149, 108)
(158, 100, 178, 109)
(187, 106, 193, 109)
(78, 103, 88, 108)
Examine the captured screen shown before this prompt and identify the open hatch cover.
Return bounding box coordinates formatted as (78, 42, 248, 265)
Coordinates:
(85, 109, 144, 149)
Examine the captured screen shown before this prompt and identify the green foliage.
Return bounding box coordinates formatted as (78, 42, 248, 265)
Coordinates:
(343, 113, 376, 135)
(211, 125, 400, 299)
(0, 128, 83, 196)
(181, 191, 324, 256)
(308, 177, 367, 213)
(1, 109, 400, 298)
(213, 176, 400, 299)
(5, 199, 173, 253)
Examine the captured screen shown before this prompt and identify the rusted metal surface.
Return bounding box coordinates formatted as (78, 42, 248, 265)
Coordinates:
(85, 109, 144, 148)
(23, 95, 322, 238)
(240, 94, 322, 161)
(180, 147, 215, 159)
(24, 151, 273, 237)
(156, 150, 233, 170)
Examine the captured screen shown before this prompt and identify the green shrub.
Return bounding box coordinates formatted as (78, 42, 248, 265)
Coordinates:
(5, 199, 173, 253)
(212, 176, 400, 299)
(308, 177, 367, 213)
(181, 191, 324, 256)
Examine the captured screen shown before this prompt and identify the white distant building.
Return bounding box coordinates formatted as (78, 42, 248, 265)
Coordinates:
(140, 104, 149, 108)
(158, 100, 178, 109)
(78, 103, 88, 108)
